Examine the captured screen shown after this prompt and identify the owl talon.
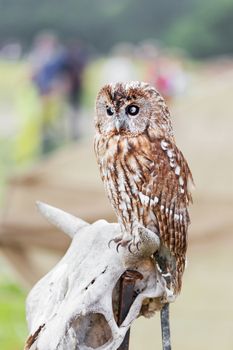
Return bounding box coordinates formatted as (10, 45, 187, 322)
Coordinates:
(127, 240, 142, 253)
(116, 242, 122, 253)
(108, 239, 115, 248)
(128, 242, 134, 253)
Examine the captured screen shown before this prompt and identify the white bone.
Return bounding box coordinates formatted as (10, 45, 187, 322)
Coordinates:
(36, 201, 89, 238)
(25, 204, 172, 350)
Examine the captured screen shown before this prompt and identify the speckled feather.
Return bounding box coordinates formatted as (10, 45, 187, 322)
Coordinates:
(94, 82, 193, 294)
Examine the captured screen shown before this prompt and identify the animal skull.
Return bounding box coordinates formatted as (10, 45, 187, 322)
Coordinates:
(25, 202, 171, 350)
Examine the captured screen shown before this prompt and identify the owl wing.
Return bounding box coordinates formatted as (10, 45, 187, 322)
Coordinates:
(127, 135, 193, 291)
(151, 138, 193, 256)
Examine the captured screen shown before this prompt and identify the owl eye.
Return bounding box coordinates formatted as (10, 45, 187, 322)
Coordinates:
(106, 106, 114, 116)
(126, 104, 140, 116)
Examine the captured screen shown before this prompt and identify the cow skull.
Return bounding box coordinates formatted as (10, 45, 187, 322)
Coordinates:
(25, 202, 172, 350)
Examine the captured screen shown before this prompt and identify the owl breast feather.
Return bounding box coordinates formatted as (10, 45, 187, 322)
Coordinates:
(95, 134, 159, 232)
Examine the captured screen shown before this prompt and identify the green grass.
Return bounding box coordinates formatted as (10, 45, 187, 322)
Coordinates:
(0, 276, 27, 350)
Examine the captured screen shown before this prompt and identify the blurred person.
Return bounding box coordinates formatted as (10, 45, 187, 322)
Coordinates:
(30, 34, 88, 154)
(29, 32, 66, 154)
(144, 50, 187, 106)
(29, 31, 61, 79)
(64, 42, 89, 140)
(100, 42, 140, 86)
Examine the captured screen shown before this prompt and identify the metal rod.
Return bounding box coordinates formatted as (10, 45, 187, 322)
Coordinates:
(117, 270, 143, 350)
(160, 303, 171, 350)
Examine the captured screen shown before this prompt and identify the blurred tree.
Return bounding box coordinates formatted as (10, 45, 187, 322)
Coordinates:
(0, 0, 193, 51)
(0, 0, 232, 57)
(166, 0, 233, 57)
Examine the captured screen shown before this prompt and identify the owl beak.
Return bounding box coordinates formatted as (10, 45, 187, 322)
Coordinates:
(115, 116, 126, 132)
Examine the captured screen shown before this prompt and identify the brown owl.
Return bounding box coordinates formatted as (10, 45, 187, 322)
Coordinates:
(94, 81, 193, 295)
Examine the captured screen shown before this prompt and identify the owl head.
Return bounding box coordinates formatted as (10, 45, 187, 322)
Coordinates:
(95, 81, 173, 138)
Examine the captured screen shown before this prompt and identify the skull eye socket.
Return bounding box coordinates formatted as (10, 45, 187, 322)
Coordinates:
(126, 104, 140, 116)
(106, 106, 114, 116)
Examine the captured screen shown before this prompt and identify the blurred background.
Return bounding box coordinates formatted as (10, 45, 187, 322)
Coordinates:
(0, 0, 232, 349)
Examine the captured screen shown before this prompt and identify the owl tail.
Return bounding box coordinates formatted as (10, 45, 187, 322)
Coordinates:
(154, 250, 185, 296)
